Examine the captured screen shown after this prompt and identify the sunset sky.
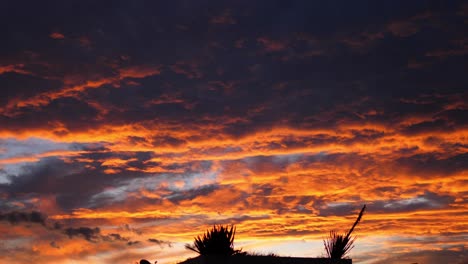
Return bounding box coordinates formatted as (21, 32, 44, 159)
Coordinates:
(1, 1, 467, 263)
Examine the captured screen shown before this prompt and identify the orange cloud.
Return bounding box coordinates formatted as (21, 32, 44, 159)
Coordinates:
(49, 32, 65, 39)
(257, 37, 288, 52)
(118, 65, 161, 79)
(0, 64, 30, 75)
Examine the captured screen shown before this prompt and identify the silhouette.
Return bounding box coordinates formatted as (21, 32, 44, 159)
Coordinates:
(185, 225, 242, 256)
(178, 207, 364, 264)
(324, 205, 366, 260)
(179, 223, 353, 264)
(140, 259, 156, 264)
(179, 255, 351, 264)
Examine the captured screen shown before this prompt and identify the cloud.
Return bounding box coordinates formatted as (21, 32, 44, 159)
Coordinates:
(206, 214, 271, 225)
(211, 10, 236, 25)
(118, 65, 162, 79)
(393, 153, 468, 178)
(0, 211, 47, 225)
(49, 241, 61, 249)
(400, 119, 454, 135)
(127, 240, 140, 246)
(49, 32, 65, 39)
(105, 233, 130, 242)
(426, 47, 468, 58)
(151, 135, 187, 148)
(0, 64, 31, 76)
(257, 37, 288, 52)
(0, 1, 466, 264)
(370, 248, 468, 264)
(170, 61, 203, 79)
(0, 210, 136, 246)
(121, 223, 143, 235)
(387, 21, 419, 37)
(148, 238, 172, 248)
(167, 184, 220, 204)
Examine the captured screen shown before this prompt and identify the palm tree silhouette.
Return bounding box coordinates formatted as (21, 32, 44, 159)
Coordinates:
(324, 205, 366, 260)
(185, 225, 242, 256)
(139, 259, 156, 264)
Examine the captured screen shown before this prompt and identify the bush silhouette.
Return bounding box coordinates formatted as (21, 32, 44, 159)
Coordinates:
(185, 225, 242, 256)
(324, 205, 366, 259)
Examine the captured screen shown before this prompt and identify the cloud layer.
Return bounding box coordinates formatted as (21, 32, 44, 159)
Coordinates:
(0, 1, 467, 263)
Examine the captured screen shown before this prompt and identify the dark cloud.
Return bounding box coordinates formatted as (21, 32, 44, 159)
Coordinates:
(105, 233, 129, 242)
(49, 241, 61, 249)
(372, 191, 455, 212)
(0, 210, 134, 245)
(0, 156, 152, 211)
(127, 240, 140, 246)
(436, 108, 468, 126)
(0, 211, 47, 226)
(121, 223, 143, 235)
(64, 227, 101, 242)
(401, 119, 454, 135)
(62, 226, 131, 243)
(207, 214, 271, 225)
(69, 142, 111, 152)
(147, 238, 172, 248)
(394, 153, 468, 178)
(0, 0, 464, 136)
(0, 72, 62, 106)
(167, 184, 220, 204)
(0, 157, 97, 210)
(151, 135, 187, 148)
(318, 191, 456, 217)
(318, 203, 359, 217)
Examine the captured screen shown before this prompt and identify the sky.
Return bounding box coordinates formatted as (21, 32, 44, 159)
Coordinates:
(0, 1, 467, 263)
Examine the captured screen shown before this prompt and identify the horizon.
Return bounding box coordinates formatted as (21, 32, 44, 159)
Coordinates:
(0, 1, 467, 263)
